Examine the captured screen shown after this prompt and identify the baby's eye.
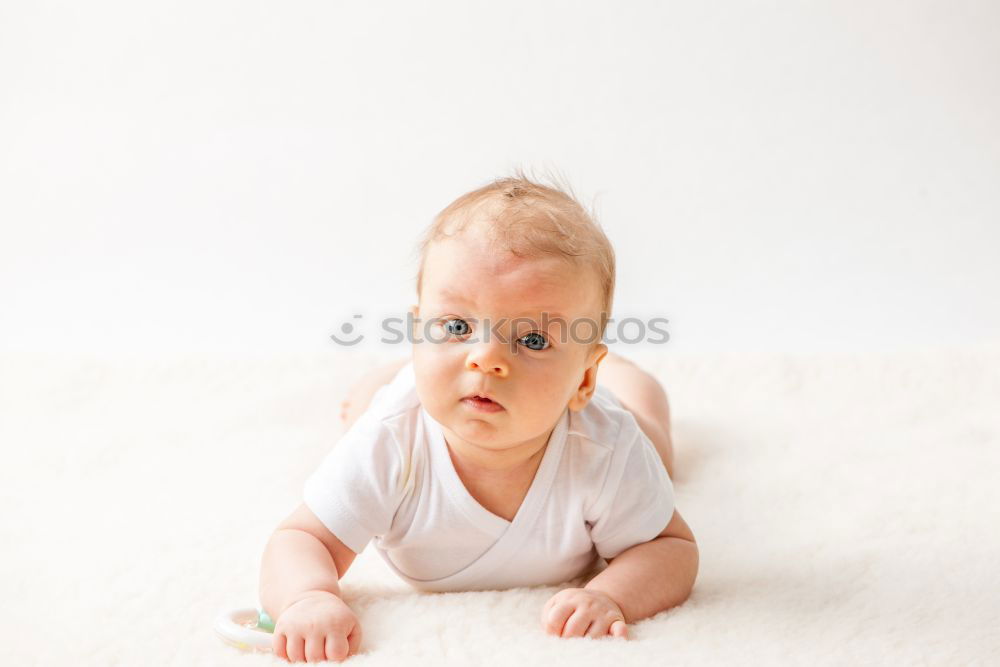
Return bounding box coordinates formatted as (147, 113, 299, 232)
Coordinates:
(518, 332, 549, 351)
(441, 317, 471, 337)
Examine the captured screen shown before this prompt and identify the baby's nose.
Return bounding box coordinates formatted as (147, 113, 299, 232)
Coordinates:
(465, 345, 509, 376)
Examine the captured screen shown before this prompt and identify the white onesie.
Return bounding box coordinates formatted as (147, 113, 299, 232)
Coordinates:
(303, 361, 675, 592)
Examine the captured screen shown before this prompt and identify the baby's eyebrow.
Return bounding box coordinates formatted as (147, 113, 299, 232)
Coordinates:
(436, 288, 471, 304)
(434, 290, 571, 321)
(515, 310, 569, 321)
(438, 305, 570, 323)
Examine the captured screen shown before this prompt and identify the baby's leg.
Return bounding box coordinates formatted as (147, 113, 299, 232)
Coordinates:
(340, 356, 411, 430)
(597, 351, 675, 479)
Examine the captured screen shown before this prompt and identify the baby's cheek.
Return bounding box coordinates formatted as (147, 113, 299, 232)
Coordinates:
(412, 368, 444, 411)
(515, 401, 561, 437)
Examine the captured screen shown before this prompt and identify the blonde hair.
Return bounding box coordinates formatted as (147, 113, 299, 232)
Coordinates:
(412, 168, 615, 340)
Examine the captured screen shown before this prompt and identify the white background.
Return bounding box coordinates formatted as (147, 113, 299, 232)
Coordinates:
(2, 1, 998, 359)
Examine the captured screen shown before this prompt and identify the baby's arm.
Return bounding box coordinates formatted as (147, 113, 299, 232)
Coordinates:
(586, 509, 698, 623)
(259, 503, 362, 662)
(543, 509, 698, 638)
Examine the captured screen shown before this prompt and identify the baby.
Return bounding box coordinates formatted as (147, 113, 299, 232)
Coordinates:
(258, 174, 699, 663)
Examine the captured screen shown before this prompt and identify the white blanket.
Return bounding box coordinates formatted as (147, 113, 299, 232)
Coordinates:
(2, 342, 998, 665)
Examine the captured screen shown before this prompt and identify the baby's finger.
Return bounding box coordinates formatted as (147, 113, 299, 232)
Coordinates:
(585, 617, 612, 638)
(561, 610, 592, 638)
(610, 620, 629, 639)
(272, 631, 289, 661)
(285, 634, 305, 662)
(305, 635, 326, 663)
(543, 602, 575, 636)
(325, 633, 350, 662)
(347, 624, 363, 657)
(540, 597, 555, 626)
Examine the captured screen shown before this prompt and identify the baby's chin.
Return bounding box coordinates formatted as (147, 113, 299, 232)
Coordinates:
(445, 415, 518, 446)
(451, 414, 506, 438)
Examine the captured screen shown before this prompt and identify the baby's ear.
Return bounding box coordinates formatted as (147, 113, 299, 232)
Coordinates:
(589, 342, 609, 369)
(568, 345, 607, 412)
(408, 304, 420, 340)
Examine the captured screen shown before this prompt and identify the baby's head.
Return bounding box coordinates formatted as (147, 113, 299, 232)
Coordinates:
(409, 171, 615, 457)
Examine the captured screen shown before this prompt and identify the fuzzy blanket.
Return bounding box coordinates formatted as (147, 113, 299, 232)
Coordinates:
(2, 342, 998, 665)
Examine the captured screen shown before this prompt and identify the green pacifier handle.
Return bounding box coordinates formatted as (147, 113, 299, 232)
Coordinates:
(257, 609, 276, 633)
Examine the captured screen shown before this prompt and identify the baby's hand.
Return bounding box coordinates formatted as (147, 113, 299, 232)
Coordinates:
(272, 591, 362, 663)
(541, 587, 628, 639)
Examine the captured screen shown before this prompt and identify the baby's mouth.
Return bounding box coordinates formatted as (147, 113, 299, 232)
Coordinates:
(461, 394, 505, 412)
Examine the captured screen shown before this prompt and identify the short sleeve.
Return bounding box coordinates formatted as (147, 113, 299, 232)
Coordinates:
(302, 411, 406, 554)
(588, 432, 675, 560)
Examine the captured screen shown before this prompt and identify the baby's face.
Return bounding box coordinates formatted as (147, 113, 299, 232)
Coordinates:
(411, 230, 608, 457)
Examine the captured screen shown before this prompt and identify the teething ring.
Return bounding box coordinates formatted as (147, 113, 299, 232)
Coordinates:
(214, 607, 275, 653)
